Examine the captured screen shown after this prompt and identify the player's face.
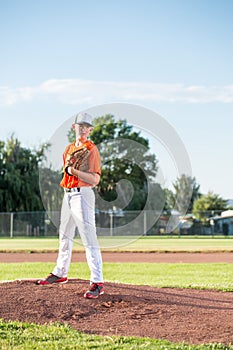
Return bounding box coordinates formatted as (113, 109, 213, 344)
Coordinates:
(75, 123, 92, 139)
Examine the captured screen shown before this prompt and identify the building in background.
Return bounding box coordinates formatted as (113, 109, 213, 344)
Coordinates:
(210, 210, 233, 235)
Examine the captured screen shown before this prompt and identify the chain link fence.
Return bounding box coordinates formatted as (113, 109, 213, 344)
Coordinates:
(0, 210, 232, 237)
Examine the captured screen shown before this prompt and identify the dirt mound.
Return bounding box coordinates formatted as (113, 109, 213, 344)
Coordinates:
(0, 279, 233, 345)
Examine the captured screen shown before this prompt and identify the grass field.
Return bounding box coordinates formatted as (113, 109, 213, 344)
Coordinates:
(0, 235, 233, 252)
(1, 319, 232, 350)
(1, 236, 233, 349)
(1, 262, 233, 291)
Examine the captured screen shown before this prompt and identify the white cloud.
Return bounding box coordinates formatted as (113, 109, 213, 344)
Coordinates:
(0, 79, 233, 105)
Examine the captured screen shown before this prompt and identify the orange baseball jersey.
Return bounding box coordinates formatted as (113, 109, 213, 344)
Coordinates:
(60, 140, 101, 188)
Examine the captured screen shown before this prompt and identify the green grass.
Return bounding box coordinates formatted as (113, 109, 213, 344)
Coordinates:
(0, 236, 233, 252)
(1, 262, 233, 291)
(0, 319, 232, 350)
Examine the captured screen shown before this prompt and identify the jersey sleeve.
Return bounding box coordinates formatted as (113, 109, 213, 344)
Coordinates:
(88, 145, 101, 175)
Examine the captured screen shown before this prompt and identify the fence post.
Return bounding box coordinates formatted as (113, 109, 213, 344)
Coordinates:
(144, 211, 147, 235)
(10, 212, 14, 238)
(109, 209, 113, 236)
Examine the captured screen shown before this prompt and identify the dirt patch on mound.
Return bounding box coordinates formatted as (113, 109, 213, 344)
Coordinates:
(0, 279, 233, 345)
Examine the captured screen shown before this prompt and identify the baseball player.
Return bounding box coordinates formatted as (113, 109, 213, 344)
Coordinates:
(37, 112, 104, 299)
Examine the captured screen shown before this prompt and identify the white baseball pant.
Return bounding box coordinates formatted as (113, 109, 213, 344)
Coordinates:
(52, 187, 103, 283)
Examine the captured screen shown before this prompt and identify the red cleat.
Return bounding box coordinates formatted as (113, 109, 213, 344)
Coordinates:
(36, 273, 68, 285)
(84, 283, 104, 299)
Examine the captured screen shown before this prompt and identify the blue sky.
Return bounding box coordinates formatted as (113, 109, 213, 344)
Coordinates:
(0, 0, 233, 199)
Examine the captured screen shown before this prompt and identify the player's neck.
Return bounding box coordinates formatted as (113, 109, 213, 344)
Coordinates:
(75, 136, 88, 147)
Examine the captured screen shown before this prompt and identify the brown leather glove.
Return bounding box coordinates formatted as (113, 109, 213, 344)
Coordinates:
(65, 146, 90, 175)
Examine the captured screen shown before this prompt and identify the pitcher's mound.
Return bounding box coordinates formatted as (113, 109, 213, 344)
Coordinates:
(0, 279, 233, 345)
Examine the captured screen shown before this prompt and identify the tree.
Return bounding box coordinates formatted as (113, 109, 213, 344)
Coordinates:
(39, 166, 63, 213)
(163, 188, 175, 213)
(173, 175, 201, 213)
(68, 114, 158, 210)
(0, 135, 48, 212)
(193, 191, 227, 222)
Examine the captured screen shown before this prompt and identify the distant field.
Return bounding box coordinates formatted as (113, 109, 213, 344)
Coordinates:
(0, 236, 233, 252)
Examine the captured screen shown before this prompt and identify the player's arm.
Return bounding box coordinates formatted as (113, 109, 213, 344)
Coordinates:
(68, 167, 100, 186)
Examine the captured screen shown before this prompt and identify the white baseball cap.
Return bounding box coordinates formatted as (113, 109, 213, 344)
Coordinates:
(74, 112, 93, 126)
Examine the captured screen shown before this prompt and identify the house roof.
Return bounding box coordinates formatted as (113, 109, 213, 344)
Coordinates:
(209, 210, 233, 221)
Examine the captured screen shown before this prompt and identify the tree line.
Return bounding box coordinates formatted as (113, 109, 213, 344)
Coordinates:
(0, 115, 229, 221)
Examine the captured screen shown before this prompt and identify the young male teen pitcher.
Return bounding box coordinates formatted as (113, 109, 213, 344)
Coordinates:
(37, 112, 104, 299)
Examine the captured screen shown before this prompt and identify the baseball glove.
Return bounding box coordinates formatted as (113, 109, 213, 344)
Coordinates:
(65, 146, 90, 175)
